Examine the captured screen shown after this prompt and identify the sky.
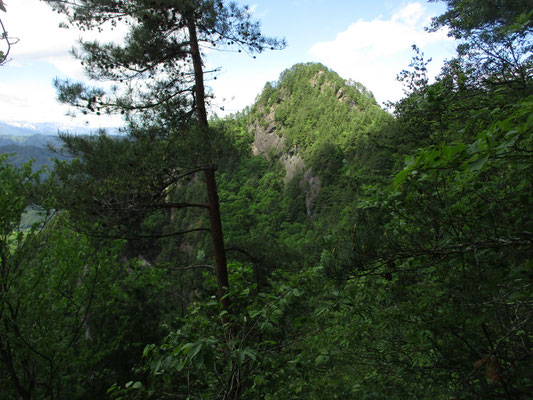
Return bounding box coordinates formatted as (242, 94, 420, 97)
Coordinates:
(0, 0, 456, 130)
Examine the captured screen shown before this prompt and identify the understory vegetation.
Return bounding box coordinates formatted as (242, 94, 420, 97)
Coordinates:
(1, 0, 532, 399)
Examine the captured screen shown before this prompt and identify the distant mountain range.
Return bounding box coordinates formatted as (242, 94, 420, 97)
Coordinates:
(0, 121, 119, 137)
(0, 121, 123, 172)
(0, 121, 81, 171)
(0, 134, 62, 148)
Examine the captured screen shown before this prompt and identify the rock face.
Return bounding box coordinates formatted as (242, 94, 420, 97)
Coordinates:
(250, 118, 321, 215)
(251, 109, 285, 158)
(303, 169, 321, 216)
(280, 152, 305, 182)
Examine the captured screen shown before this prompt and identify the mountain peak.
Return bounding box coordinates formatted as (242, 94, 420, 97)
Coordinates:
(248, 62, 390, 159)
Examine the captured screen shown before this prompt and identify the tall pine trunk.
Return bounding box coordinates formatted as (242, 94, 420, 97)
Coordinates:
(187, 18, 231, 314)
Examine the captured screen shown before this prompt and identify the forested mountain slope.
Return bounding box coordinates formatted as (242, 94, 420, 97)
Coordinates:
(248, 62, 389, 157)
(241, 63, 392, 212)
(1, 0, 531, 399)
(0, 134, 66, 170)
(204, 63, 395, 272)
(0, 143, 71, 172)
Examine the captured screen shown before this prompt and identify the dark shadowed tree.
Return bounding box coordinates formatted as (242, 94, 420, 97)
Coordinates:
(44, 0, 285, 311)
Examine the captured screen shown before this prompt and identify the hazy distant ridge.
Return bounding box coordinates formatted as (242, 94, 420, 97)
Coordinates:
(0, 134, 62, 148)
(0, 121, 119, 137)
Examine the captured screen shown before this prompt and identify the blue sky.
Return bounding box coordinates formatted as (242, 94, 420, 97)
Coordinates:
(0, 0, 456, 129)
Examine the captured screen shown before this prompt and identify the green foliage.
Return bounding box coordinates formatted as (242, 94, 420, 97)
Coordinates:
(0, 158, 84, 398)
(0, 156, 174, 399)
(3, 1, 532, 398)
(430, 0, 533, 93)
(319, 96, 533, 399)
(51, 121, 243, 258)
(141, 263, 323, 399)
(430, 0, 533, 41)
(308, 140, 344, 184)
(250, 63, 390, 155)
(0, 143, 71, 174)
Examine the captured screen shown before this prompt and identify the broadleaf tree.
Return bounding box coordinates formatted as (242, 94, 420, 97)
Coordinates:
(429, 0, 533, 91)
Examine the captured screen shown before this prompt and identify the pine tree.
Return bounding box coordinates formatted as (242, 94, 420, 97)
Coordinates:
(45, 0, 285, 311)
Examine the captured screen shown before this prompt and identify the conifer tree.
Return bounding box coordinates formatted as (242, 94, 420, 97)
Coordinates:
(45, 0, 285, 311)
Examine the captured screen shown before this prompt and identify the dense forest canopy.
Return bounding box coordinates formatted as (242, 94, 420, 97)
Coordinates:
(0, 0, 532, 399)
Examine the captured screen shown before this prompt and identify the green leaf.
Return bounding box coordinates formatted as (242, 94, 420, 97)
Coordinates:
(392, 168, 411, 190)
(107, 384, 119, 394)
(441, 143, 465, 161)
(468, 153, 489, 171)
(242, 348, 257, 362)
(142, 344, 155, 358)
(404, 155, 416, 166)
(314, 353, 329, 365)
(190, 343, 202, 359)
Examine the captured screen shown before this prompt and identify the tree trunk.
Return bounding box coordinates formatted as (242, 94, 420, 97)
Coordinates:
(187, 17, 231, 313)
(0, 338, 32, 400)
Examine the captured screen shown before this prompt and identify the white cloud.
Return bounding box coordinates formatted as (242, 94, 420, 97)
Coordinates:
(4, 0, 127, 76)
(208, 71, 276, 115)
(1, 0, 127, 127)
(308, 2, 454, 105)
(392, 2, 427, 26)
(5, 2, 71, 58)
(246, 3, 268, 19)
(44, 54, 87, 81)
(0, 80, 120, 127)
